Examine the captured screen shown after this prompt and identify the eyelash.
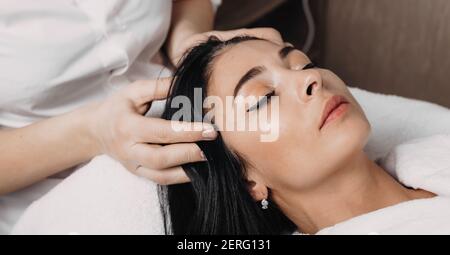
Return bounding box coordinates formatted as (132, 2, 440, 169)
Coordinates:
(303, 62, 316, 70)
(247, 91, 276, 112)
(246, 62, 316, 112)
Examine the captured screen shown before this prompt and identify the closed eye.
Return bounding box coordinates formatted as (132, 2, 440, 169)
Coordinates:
(246, 63, 315, 112)
(247, 91, 276, 112)
(302, 62, 316, 70)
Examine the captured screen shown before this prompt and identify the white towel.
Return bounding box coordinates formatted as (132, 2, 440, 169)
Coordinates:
(317, 134, 450, 235)
(350, 88, 450, 161)
(316, 196, 450, 235)
(12, 155, 164, 235)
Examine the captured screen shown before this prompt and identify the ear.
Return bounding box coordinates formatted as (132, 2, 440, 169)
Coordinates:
(246, 179, 268, 202)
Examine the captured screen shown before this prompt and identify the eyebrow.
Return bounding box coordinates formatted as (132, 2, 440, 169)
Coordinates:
(233, 66, 266, 97)
(233, 46, 297, 97)
(278, 46, 296, 59)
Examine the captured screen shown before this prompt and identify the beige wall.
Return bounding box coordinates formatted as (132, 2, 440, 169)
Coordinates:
(319, 0, 450, 107)
(214, 0, 450, 107)
(215, 0, 286, 29)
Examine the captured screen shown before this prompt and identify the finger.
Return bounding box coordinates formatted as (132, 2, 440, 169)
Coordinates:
(206, 28, 283, 45)
(202, 29, 246, 41)
(247, 27, 284, 44)
(132, 117, 217, 143)
(126, 77, 173, 106)
(132, 142, 206, 170)
(135, 165, 191, 185)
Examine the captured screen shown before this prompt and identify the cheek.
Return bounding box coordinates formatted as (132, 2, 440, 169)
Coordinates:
(269, 109, 371, 190)
(220, 103, 320, 189)
(222, 129, 276, 160)
(221, 128, 287, 180)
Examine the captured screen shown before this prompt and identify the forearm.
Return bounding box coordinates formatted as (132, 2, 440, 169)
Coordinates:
(0, 103, 99, 195)
(165, 0, 215, 64)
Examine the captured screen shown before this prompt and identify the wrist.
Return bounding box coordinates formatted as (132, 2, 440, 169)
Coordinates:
(76, 101, 103, 158)
(166, 32, 193, 66)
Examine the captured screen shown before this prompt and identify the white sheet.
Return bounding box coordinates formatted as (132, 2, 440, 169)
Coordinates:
(317, 134, 450, 235)
(10, 88, 450, 235)
(316, 196, 450, 235)
(12, 154, 164, 235)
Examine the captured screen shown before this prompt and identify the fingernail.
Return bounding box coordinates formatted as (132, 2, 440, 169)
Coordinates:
(200, 151, 207, 161)
(202, 127, 217, 139)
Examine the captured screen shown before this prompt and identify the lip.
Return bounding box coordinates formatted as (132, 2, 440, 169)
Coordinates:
(319, 95, 349, 130)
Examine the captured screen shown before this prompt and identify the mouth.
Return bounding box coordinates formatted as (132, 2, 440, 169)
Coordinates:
(319, 95, 350, 130)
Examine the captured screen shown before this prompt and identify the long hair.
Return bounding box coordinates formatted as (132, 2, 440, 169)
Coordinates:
(159, 36, 296, 235)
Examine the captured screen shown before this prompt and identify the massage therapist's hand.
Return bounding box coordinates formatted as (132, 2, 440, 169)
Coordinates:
(88, 78, 217, 185)
(168, 27, 284, 65)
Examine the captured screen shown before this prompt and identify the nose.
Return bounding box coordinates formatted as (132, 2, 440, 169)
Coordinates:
(295, 69, 323, 102)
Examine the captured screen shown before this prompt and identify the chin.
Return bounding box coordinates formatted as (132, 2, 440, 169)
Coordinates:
(323, 114, 371, 164)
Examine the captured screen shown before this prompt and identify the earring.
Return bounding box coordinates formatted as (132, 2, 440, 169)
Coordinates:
(261, 199, 269, 210)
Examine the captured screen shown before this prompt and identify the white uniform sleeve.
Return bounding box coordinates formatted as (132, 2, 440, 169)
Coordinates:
(210, 0, 222, 12)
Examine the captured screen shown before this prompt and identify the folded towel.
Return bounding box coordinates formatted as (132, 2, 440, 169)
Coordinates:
(350, 88, 450, 161)
(381, 134, 450, 199)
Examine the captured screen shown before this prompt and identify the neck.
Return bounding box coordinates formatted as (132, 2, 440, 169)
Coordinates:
(273, 151, 434, 234)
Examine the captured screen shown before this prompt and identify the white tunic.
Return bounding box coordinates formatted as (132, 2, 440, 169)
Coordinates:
(0, 0, 220, 234)
(0, 0, 172, 128)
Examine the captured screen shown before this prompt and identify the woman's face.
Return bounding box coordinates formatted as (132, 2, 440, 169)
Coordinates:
(206, 40, 371, 194)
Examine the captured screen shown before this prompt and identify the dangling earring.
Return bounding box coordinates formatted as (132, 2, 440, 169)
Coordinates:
(261, 199, 269, 210)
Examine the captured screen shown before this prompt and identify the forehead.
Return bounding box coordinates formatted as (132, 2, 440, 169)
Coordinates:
(208, 40, 282, 97)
